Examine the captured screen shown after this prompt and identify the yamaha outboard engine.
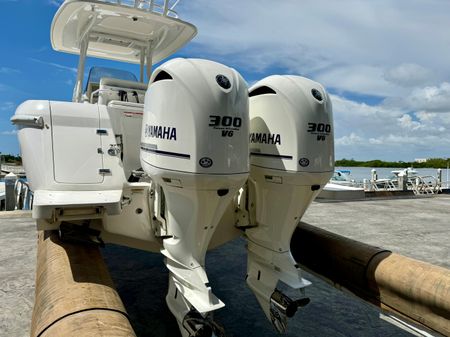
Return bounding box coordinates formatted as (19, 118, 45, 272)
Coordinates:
(244, 75, 334, 332)
(140, 58, 249, 336)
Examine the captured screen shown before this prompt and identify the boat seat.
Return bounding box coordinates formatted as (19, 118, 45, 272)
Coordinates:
(93, 78, 148, 179)
(106, 101, 145, 181)
(84, 82, 100, 103)
(97, 78, 147, 106)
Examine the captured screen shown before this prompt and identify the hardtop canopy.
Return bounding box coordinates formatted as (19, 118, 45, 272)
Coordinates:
(51, 0, 197, 64)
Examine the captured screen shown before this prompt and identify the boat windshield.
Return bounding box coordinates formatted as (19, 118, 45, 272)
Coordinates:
(332, 171, 351, 181)
(85, 67, 138, 91)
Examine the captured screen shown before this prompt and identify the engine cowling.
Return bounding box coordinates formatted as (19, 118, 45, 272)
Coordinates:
(140, 58, 249, 336)
(245, 75, 334, 333)
(141, 58, 249, 179)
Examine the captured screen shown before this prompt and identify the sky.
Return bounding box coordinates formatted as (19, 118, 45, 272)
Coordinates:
(1, 0, 450, 161)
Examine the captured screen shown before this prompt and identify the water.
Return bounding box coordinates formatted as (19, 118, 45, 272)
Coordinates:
(336, 166, 450, 187)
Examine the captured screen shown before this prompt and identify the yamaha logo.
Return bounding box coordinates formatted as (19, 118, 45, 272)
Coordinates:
(216, 74, 231, 90)
(199, 157, 213, 168)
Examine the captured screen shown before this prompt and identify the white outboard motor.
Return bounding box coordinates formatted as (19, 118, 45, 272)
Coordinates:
(244, 75, 334, 332)
(140, 58, 249, 336)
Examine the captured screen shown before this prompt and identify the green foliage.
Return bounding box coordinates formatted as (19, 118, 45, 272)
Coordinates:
(335, 158, 450, 168)
(0, 153, 22, 164)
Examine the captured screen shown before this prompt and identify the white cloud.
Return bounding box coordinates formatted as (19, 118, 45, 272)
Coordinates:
(0, 67, 20, 74)
(180, 0, 450, 93)
(384, 63, 433, 88)
(0, 130, 17, 136)
(0, 102, 16, 112)
(368, 138, 383, 145)
(34, 46, 48, 53)
(0, 83, 13, 91)
(3, 0, 450, 160)
(335, 133, 363, 146)
(316, 65, 405, 98)
(398, 114, 422, 131)
(331, 94, 404, 136)
(331, 94, 450, 160)
(30, 58, 77, 74)
(47, 0, 63, 6)
(384, 82, 450, 113)
(367, 134, 450, 148)
(176, 0, 450, 160)
(406, 83, 450, 113)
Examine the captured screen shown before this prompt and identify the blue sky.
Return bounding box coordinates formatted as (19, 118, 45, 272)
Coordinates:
(1, 0, 450, 161)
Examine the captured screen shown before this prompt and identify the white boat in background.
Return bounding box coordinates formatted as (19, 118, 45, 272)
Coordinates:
(326, 167, 441, 196)
(365, 167, 442, 195)
(329, 169, 359, 187)
(391, 167, 418, 178)
(319, 182, 365, 200)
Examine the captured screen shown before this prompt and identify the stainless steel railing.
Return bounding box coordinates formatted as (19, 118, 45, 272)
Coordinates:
(96, 0, 180, 17)
(14, 179, 33, 210)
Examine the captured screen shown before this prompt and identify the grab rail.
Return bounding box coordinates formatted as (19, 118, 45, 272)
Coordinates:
(411, 175, 441, 195)
(14, 179, 33, 210)
(371, 179, 397, 191)
(11, 115, 45, 129)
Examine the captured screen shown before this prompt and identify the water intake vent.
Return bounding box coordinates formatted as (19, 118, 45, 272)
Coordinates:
(153, 71, 173, 83)
(249, 86, 277, 97)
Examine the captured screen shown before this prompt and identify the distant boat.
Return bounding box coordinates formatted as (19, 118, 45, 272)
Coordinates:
(319, 182, 365, 200)
(329, 169, 359, 187)
(390, 167, 418, 179)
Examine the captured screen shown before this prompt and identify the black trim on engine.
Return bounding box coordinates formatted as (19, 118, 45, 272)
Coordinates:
(153, 70, 173, 82)
(248, 86, 277, 97)
(140, 145, 190, 159)
(250, 152, 293, 159)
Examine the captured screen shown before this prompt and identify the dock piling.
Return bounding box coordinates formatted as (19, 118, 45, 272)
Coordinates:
(5, 172, 18, 211)
(31, 231, 137, 337)
(292, 222, 450, 337)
